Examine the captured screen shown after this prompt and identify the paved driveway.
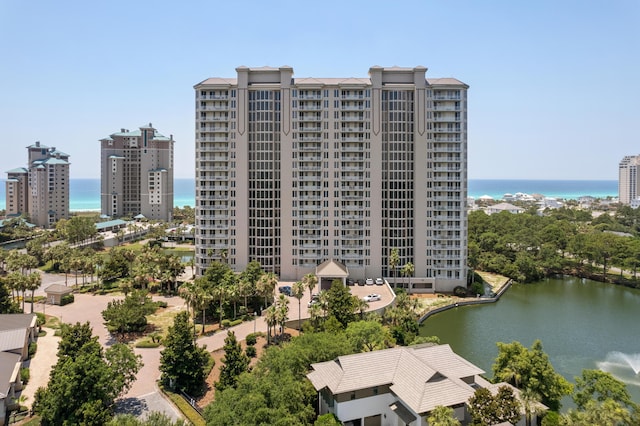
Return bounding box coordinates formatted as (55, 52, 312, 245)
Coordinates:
(24, 291, 184, 421)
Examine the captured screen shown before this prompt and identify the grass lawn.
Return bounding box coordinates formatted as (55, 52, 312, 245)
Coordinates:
(476, 271, 509, 293)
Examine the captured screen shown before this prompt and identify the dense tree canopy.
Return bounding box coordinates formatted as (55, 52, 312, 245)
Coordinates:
(35, 322, 142, 425)
(204, 330, 354, 425)
(492, 340, 572, 411)
(468, 206, 640, 284)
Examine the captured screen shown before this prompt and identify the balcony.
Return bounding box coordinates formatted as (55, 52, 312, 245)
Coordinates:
(434, 136, 462, 142)
(299, 104, 322, 111)
(299, 127, 322, 132)
(299, 115, 322, 122)
(341, 105, 364, 111)
(341, 137, 364, 142)
(299, 94, 322, 100)
(300, 136, 322, 142)
(299, 156, 322, 162)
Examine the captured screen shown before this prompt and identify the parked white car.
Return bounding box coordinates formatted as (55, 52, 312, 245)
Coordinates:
(363, 293, 381, 302)
(365, 278, 374, 285)
(375, 278, 384, 285)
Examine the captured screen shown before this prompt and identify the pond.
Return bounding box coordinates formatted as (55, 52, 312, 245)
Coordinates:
(163, 249, 194, 264)
(419, 277, 640, 404)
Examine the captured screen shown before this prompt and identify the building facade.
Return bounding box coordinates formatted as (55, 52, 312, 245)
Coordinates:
(99, 124, 174, 221)
(619, 155, 640, 205)
(194, 66, 468, 292)
(4, 142, 70, 228)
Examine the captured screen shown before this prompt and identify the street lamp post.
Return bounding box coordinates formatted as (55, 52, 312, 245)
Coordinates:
(254, 312, 257, 333)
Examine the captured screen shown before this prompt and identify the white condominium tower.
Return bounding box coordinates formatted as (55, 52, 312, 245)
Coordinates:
(194, 66, 468, 293)
(619, 154, 640, 205)
(5, 141, 70, 228)
(99, 124, 175, 221)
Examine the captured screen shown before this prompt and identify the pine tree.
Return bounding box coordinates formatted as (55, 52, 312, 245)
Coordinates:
(160, 311, 209, 395)
(216, 331, 250, 391)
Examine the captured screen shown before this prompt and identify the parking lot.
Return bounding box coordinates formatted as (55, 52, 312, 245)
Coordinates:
(277, 279, 395, 323)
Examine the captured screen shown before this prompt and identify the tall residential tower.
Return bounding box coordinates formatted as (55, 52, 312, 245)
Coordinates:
(5, 141, 70, 228)
(99, 124, 175, 221)
(619, 155, 640, 205)
(194, 66, 468, 292)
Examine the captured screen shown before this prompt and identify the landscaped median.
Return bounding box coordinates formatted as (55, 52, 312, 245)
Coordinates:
(158, 383, 206, 426)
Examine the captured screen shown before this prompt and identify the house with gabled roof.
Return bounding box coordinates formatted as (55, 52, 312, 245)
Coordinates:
(0, 314, 37, 424)
(307, 344, 540, 426)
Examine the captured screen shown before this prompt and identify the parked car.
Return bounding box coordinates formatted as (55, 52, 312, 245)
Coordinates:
(308, 293, 320, 307)
(278, 285, 292, 296)
(363, 293, 381, 302)
(365, 278, 374, 285)
(375, 278, 384, 285)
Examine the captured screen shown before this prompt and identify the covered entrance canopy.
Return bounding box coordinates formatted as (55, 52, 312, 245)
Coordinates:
(316, 259, 349, 290)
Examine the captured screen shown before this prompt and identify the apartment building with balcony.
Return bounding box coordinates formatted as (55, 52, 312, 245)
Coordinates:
(619, 154, 640, 205)
(194, 66, 468, 293)
(99, 124, 174, 221)
(4, 142, 70, 228)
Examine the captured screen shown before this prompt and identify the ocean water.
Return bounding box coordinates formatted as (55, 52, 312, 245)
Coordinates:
(0, 178, 195, 212)
(468, 179, 618, 201)
(0, 178, 618, 212)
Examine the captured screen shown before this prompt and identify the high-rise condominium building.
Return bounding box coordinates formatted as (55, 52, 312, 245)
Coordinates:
(194, 66, 468, 293)
(619, 154, 640, 205)
(5, 141, 70, 228)
(99, 124, 175, 221)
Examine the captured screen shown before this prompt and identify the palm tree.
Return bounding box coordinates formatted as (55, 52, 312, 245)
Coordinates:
(291, 281, 306, 331)
(237, 277, 254, 313)
(353, 297, 369, 319)
(401, 262, 414, 294)
(302, 273, 318, 299)
(256, 272, 278, 308)
(308, 302, 323, 331)
(26, 272, 41, 313)
(389, 248, 400, 289)
(427, 405, 461, 426)
(265, 304, 277, 345)
(519, 388, 544, 426)
(275, 294, 290, 338)
(178, 280, 199, 340)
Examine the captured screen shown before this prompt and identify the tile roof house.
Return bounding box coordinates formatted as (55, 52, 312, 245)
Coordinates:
(307, 344, 540, 426)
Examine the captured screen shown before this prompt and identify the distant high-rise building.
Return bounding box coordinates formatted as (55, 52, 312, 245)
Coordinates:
(619, 155, 640, 205)
(194, 66, 468, 293)
(4, 141, 70, 228)
(99, 124, 174, 221)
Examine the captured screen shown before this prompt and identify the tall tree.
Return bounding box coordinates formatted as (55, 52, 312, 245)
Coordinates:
(256, 271, 278, 308)
(216, 331, 250, 391)
(291, 281, 306, 331)
(492, 340, 572, 411)
(35, 322, 142, 425)
(572, 369, 635, 411)
(160, 311, 209, 396)
(302, 273, 318, 299)
(325, 280, 357, 328)
(401, 261, 414, 293)
(389, 247, 400, 289)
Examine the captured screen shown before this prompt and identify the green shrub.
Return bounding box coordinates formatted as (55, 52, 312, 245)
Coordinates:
(245, 334, 257, 346)
(221, 319, 231, 328)
(155, 301, 168, 309)
(135, 339, 161, 348)
(35, 312, 46, 326)
(245, 346, 257, 358)
(229, 319, 243, 327)
(453, 286, 467, 297)
(20, 367, 30, 384)
(28, 342, 37, 357)
(470, 281, 484, 296)
(60, 294, 74, 306)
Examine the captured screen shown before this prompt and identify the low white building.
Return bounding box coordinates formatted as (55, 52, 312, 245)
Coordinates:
(486, 202, 525, 215)
(307, 344, 543, 426)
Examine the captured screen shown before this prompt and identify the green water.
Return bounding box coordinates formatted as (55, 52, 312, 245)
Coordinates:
(420, 277, 640, 403)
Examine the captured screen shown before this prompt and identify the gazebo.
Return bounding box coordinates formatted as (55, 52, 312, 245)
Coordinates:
(315, 259, 349, 290)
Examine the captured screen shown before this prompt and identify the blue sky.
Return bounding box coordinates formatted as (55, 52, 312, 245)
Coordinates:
(0, 0, 638, 180)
